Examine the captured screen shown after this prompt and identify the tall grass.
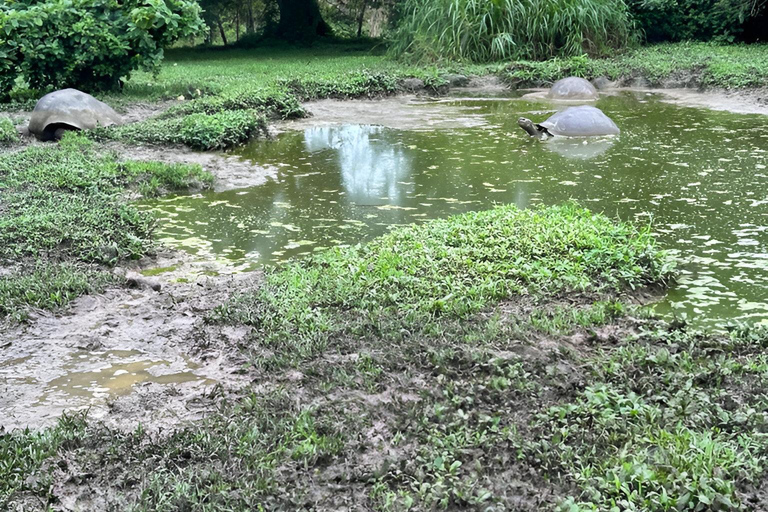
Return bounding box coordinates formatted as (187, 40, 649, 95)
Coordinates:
(390, 0, 637, 62)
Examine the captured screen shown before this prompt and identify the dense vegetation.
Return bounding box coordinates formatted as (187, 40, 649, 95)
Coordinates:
(0, 0, 204, 98)
(0, 134, 212, 320)
(389, 0, 637, 62)
(629, 0, 768, 42)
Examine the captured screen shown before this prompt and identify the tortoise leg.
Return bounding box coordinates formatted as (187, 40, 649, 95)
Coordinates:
(53, 127, 69, 141)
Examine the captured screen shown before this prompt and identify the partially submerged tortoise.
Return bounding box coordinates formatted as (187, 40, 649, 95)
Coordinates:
(547, 76, 598, 101)
(518, 105, 620, 139)
(28, 88, 123, 141)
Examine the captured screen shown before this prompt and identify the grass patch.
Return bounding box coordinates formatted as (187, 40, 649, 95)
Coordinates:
(0, 413, 87, 506)
(95, 110, 269, 151)
(504, 42, 768, 89)
(0, 117, 18, 144)
(212, 203, 674, 361)
(0, 263, 115, 322)
(0, 133, 213, 317)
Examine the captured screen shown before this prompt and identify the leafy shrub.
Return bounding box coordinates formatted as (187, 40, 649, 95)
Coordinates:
(389, 0, 637, 62)
(0, 117, 18, 143)
(629, 0, 766, 42)
(0, 0, 205, 99)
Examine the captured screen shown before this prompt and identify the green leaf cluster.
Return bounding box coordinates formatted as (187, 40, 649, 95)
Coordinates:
(0, 0, 205, 99)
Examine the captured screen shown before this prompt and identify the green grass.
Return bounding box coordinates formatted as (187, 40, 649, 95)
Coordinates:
(505, 42, 768, 89)
(0, 133, 213, 319)
(0, 117, 18, 144)
(0, 413, 87, 506)
(212, 203, 674, 362)
(94, 109, 269, 150)
(0, 263, 115, 322)
(535, 324, 768, 511)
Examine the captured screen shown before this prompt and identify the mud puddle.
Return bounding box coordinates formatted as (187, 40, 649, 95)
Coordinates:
(0, 253, 257, 432)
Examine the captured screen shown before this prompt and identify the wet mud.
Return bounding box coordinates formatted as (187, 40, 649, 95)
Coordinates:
(281, 94, 494, 132)
(0, 253, 258, 432)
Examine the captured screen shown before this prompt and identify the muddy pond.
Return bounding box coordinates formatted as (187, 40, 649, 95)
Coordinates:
(140, 91, 768, 329)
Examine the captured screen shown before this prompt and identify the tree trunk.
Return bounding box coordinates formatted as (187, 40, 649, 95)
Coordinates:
(217, 18, 229, 45)
(247, 1, 255, 33)
(275, 0, 331, 39)
(356, 0, 367, 38)
(236, 9, 240, 40)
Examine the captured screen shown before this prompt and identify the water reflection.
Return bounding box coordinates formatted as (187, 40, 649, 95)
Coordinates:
(139, 92, 768, 328)
(542, 138, 615, 160)
(304, 125, 414, 204)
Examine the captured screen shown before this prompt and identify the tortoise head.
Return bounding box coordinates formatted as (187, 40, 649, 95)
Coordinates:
(517, 117, 541, 138)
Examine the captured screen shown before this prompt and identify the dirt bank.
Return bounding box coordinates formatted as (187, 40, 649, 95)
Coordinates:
(654, 86, 768, 116)
(280, 94, 495, 132)
(0, 252, 258, 433)
(109, 142, 279, 192)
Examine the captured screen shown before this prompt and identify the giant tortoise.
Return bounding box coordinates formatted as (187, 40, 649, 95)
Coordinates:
(517, 105, 620, 139)
(28, 88, 123, 141)
(547, 77, 599, 101)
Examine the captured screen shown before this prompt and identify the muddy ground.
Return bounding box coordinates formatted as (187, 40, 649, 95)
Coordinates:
(0, 252, 258, 433)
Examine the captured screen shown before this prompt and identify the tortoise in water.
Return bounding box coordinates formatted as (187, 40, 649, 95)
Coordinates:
(518, 105, 620, 139)
(28, 88, 123, 141)
(547, 77, 598, 100)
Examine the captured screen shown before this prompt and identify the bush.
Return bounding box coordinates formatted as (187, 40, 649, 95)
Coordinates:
(629, 0, 766, 42)
(0, 0, 205, 99)
(389, 0, 637, 62)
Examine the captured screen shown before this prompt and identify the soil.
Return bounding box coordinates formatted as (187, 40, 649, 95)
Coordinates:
(280, 94, 494, 132)
(653, 86, 768, 116)
(0, 251, 259, 433)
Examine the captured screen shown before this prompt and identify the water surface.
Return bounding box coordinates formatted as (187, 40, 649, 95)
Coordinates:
(141, 92, 768, 327)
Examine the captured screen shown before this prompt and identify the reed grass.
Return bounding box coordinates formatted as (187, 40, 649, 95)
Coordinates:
(390, 0, 637, 62)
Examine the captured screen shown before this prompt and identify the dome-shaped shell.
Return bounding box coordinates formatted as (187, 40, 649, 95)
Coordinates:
(547, 77, 598, 100)
(28, 89, 123, 141)
(540, 105, 620, 137)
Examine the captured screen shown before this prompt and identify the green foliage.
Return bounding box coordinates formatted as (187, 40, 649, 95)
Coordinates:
(504, 42, 768, 89)
(0, 0, 205, 99)
(0, 413, 87, 505)
(533, 325, 768, 510)
(389, 0, 637, 62)
(0, 117, 18, 143)
(0, 263, 114, 321)
(213, 203, 674, 358)
(0, 134, 211, 263)
(98, 109, 267, 150)
(629, 0, 766, 42)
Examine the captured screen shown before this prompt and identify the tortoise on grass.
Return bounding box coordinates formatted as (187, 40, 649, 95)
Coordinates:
(517, 105, 620, 139)
(28, 88, 123, 141)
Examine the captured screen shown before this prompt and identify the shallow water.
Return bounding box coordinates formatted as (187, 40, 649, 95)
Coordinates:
(141, 92, 768, 328)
